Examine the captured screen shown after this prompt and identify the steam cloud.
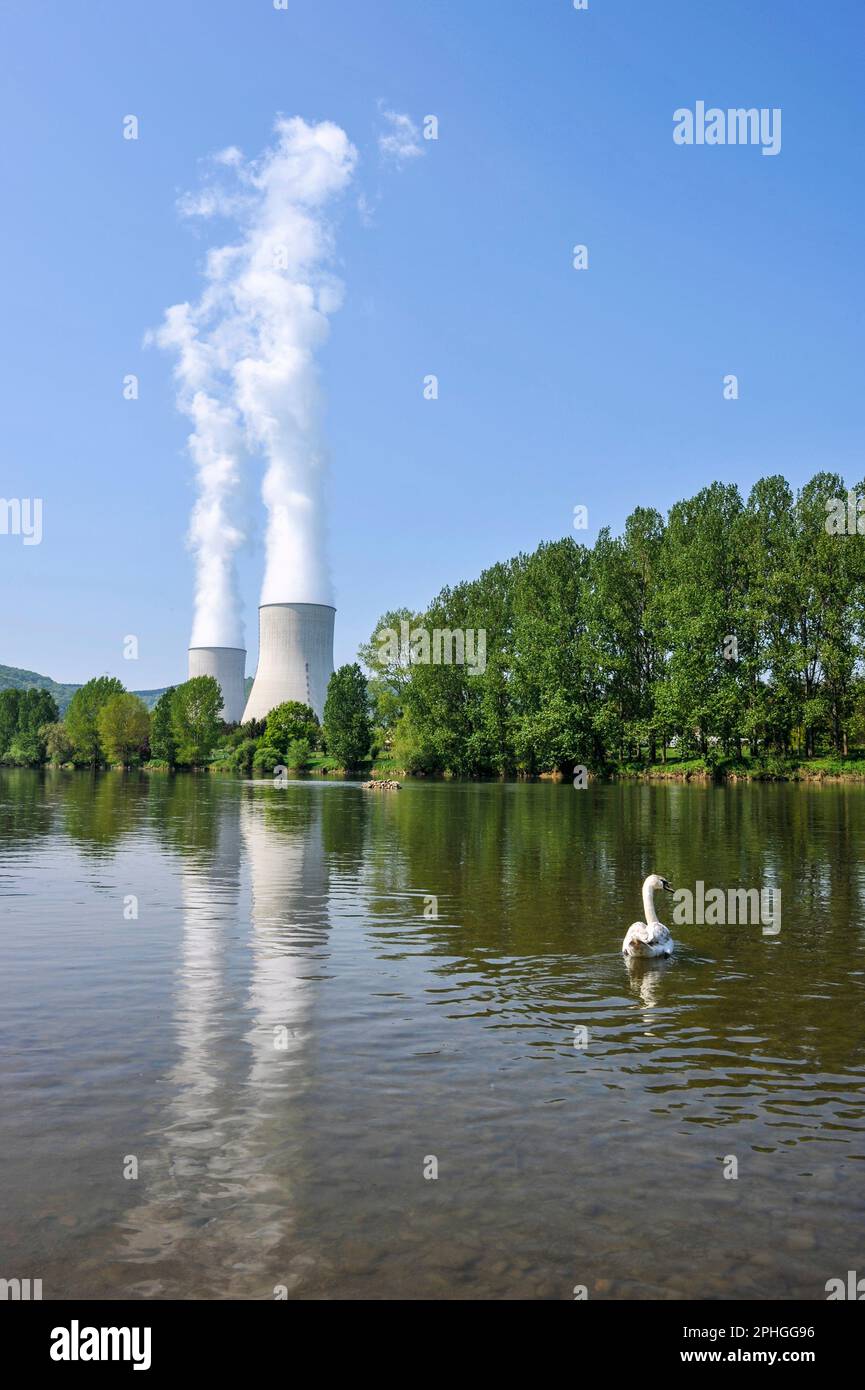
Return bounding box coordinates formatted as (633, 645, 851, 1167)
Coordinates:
(152, 117, 357, 647)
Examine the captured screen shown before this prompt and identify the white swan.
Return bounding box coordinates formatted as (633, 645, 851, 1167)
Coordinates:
(622, 874, 675, 958)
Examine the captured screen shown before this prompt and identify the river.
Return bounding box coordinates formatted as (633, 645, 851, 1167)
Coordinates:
(1, 770, 863, 1299)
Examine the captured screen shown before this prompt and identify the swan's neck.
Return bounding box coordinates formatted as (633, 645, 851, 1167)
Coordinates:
(642, 879, 660, 925)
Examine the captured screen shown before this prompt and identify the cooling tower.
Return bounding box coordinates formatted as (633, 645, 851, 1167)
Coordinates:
(242, 603, 335, 724)
(187, 646, 247, 725)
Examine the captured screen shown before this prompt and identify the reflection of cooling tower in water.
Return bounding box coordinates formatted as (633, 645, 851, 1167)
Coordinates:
(116, 788, 245, 1292)
(242, 603, 335, 723)
(117, 786, 331, 1297)
(188, 646, 247, 724)
(242, 791, 327, 1091)
(169, 797, 243, 1165)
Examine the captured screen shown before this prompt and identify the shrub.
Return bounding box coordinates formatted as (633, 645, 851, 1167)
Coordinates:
(231, 739, 259, 775)
(252, 742, 283, 776)
(285, 738, 312, 770)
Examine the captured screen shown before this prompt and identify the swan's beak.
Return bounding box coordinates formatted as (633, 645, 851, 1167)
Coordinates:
(662, 880, 674, 892)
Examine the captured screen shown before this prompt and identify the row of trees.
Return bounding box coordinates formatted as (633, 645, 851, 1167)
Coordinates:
(0, 687, 60, 766)
(0, 665, 375, 773)
(359, 473, 865, 776)
(0, 676, 222, 770)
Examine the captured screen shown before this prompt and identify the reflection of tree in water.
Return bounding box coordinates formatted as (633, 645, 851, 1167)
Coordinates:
(356, 782, 865, 1079)
(53, 770, 239, 860)
(146, 772, 225, 859)
(0, 768, 57, 847)
(116, 781, 332, 1298)
(59, 771, 150, 853)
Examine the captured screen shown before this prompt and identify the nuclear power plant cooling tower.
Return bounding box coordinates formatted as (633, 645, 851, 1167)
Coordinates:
(187, 646, 247, 725)
(242, 603, 335, 724)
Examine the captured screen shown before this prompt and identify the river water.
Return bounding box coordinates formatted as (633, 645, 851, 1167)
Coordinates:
(1, 770, 863, 1299)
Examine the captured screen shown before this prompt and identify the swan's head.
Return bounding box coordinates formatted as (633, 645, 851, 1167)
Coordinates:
(645, 873, 674, 894)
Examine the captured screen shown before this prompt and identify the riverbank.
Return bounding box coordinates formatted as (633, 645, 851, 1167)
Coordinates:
(22, 756, 865, 789)
(608, 754, 865, 783)
(237, 753, 865, 784)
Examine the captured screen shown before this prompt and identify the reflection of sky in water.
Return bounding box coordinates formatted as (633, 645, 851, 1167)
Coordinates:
(0, 773, 864, 1300)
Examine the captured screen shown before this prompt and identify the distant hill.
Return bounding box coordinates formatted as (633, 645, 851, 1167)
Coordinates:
(0, 664, 81, 713)
(129, 688, 172, 712)
(0, 664, 169, 715)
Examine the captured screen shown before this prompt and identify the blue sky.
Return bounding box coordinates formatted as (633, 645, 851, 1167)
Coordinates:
(1, 0, 862, 688)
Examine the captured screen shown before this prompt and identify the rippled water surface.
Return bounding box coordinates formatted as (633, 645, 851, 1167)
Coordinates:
(1, 770, 864, 1299)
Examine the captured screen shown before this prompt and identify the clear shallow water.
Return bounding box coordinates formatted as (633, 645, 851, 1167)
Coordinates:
(1, 770, 864, 1300)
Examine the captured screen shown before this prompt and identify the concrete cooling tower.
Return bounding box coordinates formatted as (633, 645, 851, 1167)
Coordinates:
(242, 603, 335, 724)
(187, 646, 247, 725)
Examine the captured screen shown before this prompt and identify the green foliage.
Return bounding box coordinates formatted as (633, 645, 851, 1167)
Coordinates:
(42, 721, 74, 765)
(19, 687, 60, 735)
(170, 677, 223, 766)
(0, 689, 21, 756)
(4, 730, 47, 767)
(97, 693, 150, 767)
(149, 688, 178, 766)
(0, 687, 60, 764)
(390, 707, 443, 774)
(265, 701, 320, 753)
(285, 738, 312, 769)
(65, 677, 125, 766)
(252, 741, 283, 776)
(231, 738, 259, 775)
(323, 664, 372, 769)
(358, 606, 415, 748)
(358, 473, 865, 776)
(380, 560, 518, 776)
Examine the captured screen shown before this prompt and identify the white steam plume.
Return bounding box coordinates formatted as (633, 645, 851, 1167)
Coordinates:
(152, 116, 357, 642)
(150, 304, 247, 648)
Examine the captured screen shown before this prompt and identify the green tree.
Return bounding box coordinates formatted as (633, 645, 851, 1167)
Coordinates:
(149, 688, 178, 766)
(391, 706, 443, 773)
(170, 676, 223, 766)
(285, 738, 312, 770)
(265, 701, 320, 753)
(18, 688, 59, 735)
(231, 738, 259, 775)
(395, 559, 519, 776)
(97, 693, 151, 768)
(65, 677, 125, 766)
(359, 607, 415, 748)
(589, 509, 666, 763)
(323, 664, 372, 769)
(738, 475, 798, 756)
(4, 730, 47, 766)
(654, 483, 748, 758)
(0, 688, 60, 766)
(252, 741, 283, 776)
(510, 539, 599, 774)
(42, 721, 74, 765)
(0, 690, 22, 758)
(800, 473, 865, 755)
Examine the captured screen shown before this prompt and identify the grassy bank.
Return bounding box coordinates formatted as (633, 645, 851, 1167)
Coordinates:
(611, 752, 865, 782)
(246, 752, 865, 783)
(208, 753, 408, 779)
(39, 754, 865, 784)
